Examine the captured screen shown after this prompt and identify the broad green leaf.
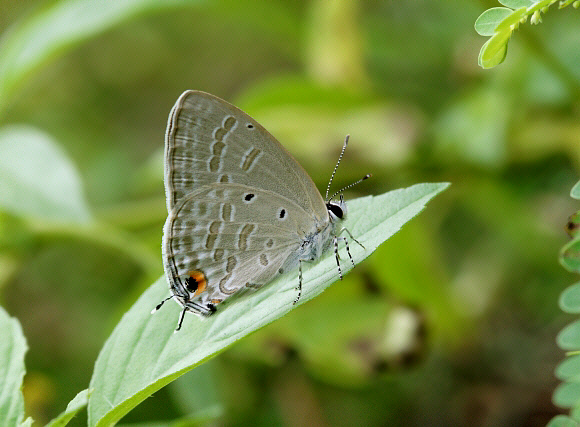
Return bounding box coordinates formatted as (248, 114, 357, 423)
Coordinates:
(571, 181, 580, 200)
(547, 414, 580, 427)
(557, 319, 580, 350)
(554, 381, 580, 408)
(479, 31, 510, 69)
(560, 283, 580, 313)
(0, 126, 91, 223)
(555, 355, 580, 381)
(0, 0, 204, 114)
(46, 389, 89, 427)
(0, 306, 28, 427)
(474, 7, 513, 36)
(88, 182, 450, 426)
(561, 239, 580, 274)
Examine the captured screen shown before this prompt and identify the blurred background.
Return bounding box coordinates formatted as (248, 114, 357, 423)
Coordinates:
(0, 0, 579, 426)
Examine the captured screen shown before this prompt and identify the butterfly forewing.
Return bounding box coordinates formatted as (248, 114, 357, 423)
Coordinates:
(164, 90, 328, 221)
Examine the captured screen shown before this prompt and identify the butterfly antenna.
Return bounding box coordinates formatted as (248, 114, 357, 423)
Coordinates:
(326, 135, 349, 201)
(327, 174, 371, 202)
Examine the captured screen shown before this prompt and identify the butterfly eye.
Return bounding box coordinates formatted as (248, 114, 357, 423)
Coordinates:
(326, 202, 344, 219)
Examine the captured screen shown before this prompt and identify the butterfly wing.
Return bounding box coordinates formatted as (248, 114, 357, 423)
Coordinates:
(164, 90, 328, 221)
(163, 183, 317, 313)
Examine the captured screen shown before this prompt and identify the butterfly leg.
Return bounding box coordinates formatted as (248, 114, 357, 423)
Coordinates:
(334, 236, 343, 280)
(293, 260, 304, 304)
(174, 306, 187, 333)
(341, 235, 355, 269)
(338, 227, 365, 250)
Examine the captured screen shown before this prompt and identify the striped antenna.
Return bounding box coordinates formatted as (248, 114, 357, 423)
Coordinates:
(326, 135, 350, 201)
(327, 174, 371, 203)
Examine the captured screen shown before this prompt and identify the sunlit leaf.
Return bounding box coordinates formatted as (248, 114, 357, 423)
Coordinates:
(474, 7, 513, 36)
(88, 182, 450, 426)
(479, 31, 510, 69)
(495, 7, 528, 32)
(499, 0, 536, 8)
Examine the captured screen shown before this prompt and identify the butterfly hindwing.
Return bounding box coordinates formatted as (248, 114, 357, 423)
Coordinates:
(163, 183, 317, 310)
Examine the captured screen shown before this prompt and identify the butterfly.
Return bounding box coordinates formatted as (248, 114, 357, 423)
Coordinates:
(153, 90, 369, 330)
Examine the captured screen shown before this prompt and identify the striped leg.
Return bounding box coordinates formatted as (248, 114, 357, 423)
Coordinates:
(334, 236, 343, 280)
(294, 259, 304, 304)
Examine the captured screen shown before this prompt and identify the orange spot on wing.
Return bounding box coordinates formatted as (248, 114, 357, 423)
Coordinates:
(188, 270, 207, 297)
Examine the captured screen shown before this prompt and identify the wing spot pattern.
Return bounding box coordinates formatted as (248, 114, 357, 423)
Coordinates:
(241, 147, 262, 172)
(226, 255, 237, 273)
(208, 115, 236, 172)
(205, 221, 222, 249)
(238, 224, 255, 250)
(220, 203, 234, 222)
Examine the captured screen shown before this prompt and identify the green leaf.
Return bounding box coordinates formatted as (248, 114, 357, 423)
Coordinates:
(571, 181, 580, 200)
(479, 31, 510, 69)
(494, 7, 528, 32)
(474, 7, 513, 36)
(554, 381, 580, 408)
(547, 414, 580, 427)
(566, 212, 580, 239)
(0, 0, 204, 115)
(555, 355, 580, 381)
(46, 389, 89, 427)
(0, 126, 91, 223)
(560, 283, 580, 313)
(557, 319, 580, 350)
(0, 306, 28, 427)
(499, 0, 536, 8)
(561, 239, 580, 274)
(88, 182, 450, 426)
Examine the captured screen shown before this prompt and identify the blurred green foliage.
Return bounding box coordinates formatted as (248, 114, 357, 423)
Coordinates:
(0, 0, 579, 426)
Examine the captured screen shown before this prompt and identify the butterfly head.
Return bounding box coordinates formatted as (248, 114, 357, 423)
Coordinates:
(326, 194, 346, 223)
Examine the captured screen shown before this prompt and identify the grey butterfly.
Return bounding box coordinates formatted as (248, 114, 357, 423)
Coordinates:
(153, 90, 369, 330)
